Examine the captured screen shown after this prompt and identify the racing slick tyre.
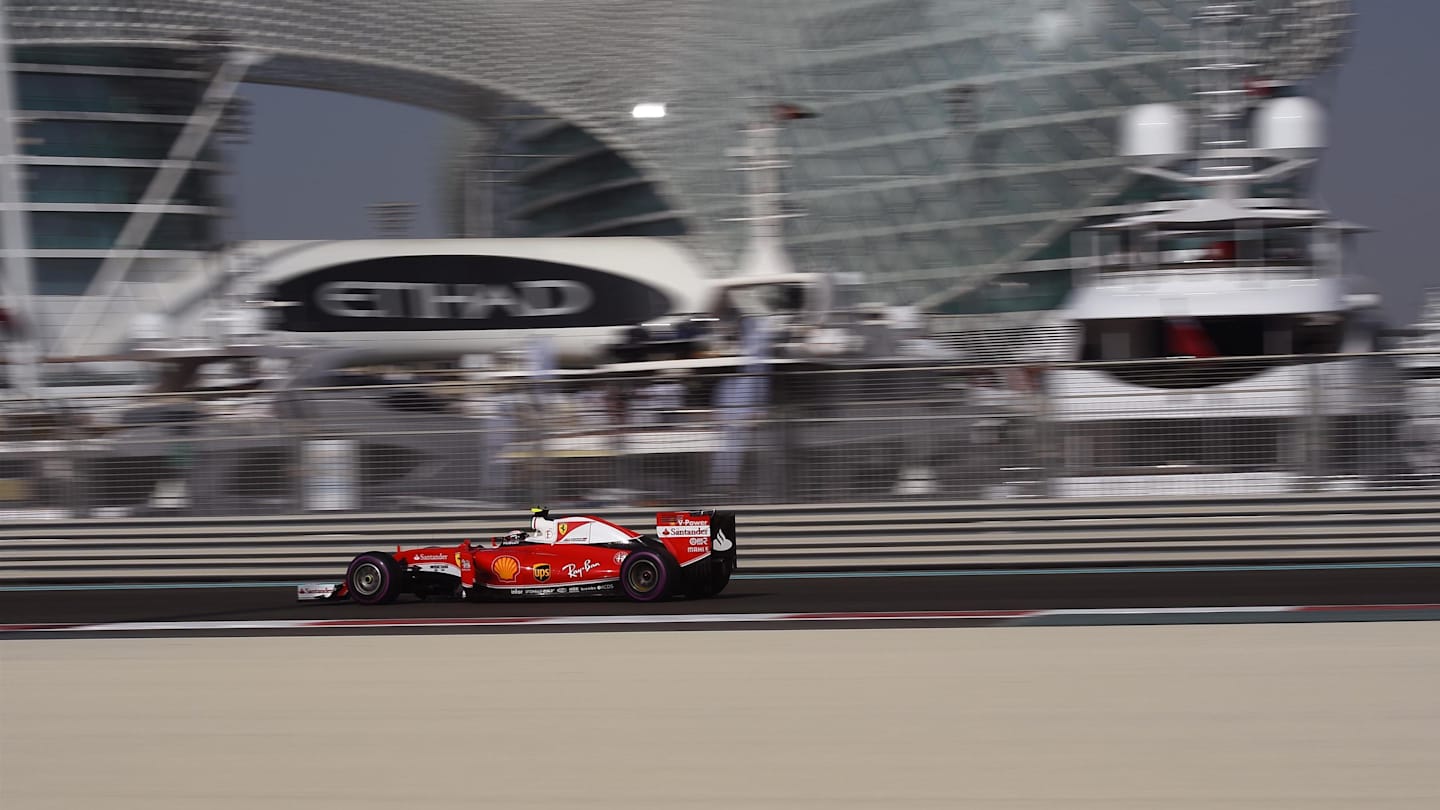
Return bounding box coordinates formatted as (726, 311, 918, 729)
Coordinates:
(346, 552, 404, 605)
(619, 549, 678, 602)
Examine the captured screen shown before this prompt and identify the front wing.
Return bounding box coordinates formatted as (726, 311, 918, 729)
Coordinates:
(297, 582, 347, 601)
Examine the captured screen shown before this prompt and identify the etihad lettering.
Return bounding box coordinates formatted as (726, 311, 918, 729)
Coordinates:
(316, 280, 595, 320)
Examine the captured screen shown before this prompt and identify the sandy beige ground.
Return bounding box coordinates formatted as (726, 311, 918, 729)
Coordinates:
(2, 622, 1439, 809)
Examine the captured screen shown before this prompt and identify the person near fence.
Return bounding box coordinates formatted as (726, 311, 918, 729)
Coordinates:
(708, 315, 772, 497)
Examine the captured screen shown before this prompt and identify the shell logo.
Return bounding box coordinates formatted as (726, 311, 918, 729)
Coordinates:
(491, 555, 520, 583)
(533, 563, 551, 583)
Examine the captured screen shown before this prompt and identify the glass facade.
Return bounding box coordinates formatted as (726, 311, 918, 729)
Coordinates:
(9, 1, 1350, 316)
(450, 0, 1352, 311)
(23, 165, 216, 206)
(17, 71, 204, 116)
(461, 103, 686, 239)
(10, 46, 224, 297)
(29, 212, 214, 252)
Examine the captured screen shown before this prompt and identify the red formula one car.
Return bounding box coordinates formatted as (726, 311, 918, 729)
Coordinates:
(297, 508, 736, 604)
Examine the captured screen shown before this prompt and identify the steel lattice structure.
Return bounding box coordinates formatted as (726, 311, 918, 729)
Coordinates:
(6, 0, 1352, 319)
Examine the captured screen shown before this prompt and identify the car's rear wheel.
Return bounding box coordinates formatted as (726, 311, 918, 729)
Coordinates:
(619, 550, 675, 602)
(347, 552, 404, 605)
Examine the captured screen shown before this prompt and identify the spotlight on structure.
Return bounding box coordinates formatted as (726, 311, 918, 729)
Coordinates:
(631, 102, 667, 119)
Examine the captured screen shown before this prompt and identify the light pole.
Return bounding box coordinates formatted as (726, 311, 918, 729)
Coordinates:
(0, 3, 40, 395)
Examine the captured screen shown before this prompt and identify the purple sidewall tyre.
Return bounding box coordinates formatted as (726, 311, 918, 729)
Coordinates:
(619, 550, 672, 602)
(347, 552, 400, 605)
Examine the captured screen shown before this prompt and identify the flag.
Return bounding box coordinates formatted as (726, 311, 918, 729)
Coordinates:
(1166, 316, 1218, 359)
(0, 307, 25, 339)
(1206, 240, 1237, 262)
(1244, 77, 1274, 98)
(772, 102, 817, 121)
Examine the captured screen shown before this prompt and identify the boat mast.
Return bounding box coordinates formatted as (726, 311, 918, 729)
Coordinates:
(727, 100, 814, 278)
(1192, 2, 1258, 201)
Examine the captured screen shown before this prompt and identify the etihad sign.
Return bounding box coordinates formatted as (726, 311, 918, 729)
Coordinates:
(316, 280, 594, 320)
(266, 252, 680, 335)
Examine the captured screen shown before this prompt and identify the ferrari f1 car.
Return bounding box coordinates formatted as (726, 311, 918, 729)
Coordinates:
(297, 508, 736, 604)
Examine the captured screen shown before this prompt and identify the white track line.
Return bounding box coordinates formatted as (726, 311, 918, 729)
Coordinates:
(6, 604, 1440, 634)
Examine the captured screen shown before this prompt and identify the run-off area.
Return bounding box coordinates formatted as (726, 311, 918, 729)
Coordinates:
(3, 623, 1439, 809)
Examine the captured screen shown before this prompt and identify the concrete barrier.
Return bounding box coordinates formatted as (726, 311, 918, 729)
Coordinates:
(2, 490, 1439, 582)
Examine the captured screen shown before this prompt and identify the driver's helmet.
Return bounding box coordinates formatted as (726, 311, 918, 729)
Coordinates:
(528, 506, 560, 543)
(504, 530, 527, 544)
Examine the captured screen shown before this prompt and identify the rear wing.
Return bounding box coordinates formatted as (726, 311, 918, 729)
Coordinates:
(656, 510, 737, 556)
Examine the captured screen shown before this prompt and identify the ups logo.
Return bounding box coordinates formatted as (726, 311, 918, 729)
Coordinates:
(533, 563, 552, 583)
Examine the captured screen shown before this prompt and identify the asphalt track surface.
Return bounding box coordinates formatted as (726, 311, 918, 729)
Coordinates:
(4, 564, 1440, 627)
(9, 624, 1440, 809)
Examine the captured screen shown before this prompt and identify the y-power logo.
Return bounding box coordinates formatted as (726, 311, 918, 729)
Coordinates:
(712, 529, 733, 552)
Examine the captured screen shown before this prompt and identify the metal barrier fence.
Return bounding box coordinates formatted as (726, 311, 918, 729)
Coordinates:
(0, 349, 1437, 519)
(2, 491, 1439, 582)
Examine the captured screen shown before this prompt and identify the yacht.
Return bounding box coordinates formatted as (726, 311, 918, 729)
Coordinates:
(1039, 3, 1402, 497)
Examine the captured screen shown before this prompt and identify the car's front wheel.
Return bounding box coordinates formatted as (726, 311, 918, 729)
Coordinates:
(619, 550, 676, 602)
(346, 552, 404, 605)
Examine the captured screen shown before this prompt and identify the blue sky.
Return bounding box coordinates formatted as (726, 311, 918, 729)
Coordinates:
(224, 0, 1437, 324)
(223, 85, 451, 242)
(1313, 0, 1439, 323)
